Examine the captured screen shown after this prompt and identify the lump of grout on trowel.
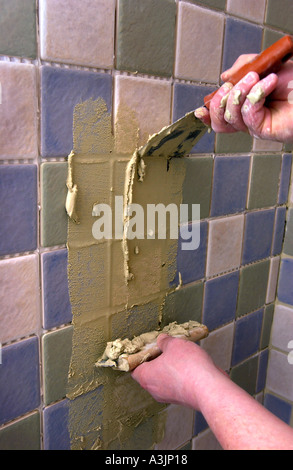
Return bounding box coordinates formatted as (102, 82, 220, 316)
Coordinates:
(162, 322, 190, 337)
(139, 330, 159, 344)
(103, 339, 125, 360)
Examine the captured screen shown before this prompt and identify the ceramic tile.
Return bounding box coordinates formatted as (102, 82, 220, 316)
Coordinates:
(42, 326, 73, 406)
(230, 355, 258, 395)
(116, 0, 176, 77)
(206, 215, 244, 277)
(111, 302, 160, 341)
(182, 157, 213, 220)
(232, 309, 263, 366)
(0, 62, 37, 159)
(253, 138, 283, 152)
(242, 209, 275, 265)
(210, 156, 250, 217)
(201, 322, 234, 372)
(272, 206, 287, 256)
(42, 249, 72, 329)
(227, 0, 266, 22)
(161, 282, 204, 327)
(265, 0, 293, 34)
(0, 255, 39, 344)
(192, 428, 222, 450)
(215, 132, 252, 154)
(193, 0, 226, 9)
(203, 272, 239, 331)
(262, 29, 284, 50)
(256, 349, 269, 393)
(266, 349, 293, 401)
(40, 0, 115, 68)
(248, 155, 282, 210)
(0, 0, 36, 58)
(0, 337, 40, 425)
(290, 181, 293, 206)
(279, 154, 292, 204)
(175, 3, 224, 83)
(114, 75, 171, 154)
(175, 221, 208, 285)
(271, 304, 293, 353)
(68, 387, 104, 450)
(264, 394, 292, 425)
(41, 66, 112, 157)
(283, 208, 293, 256)
(0, 165, 37, 256)
(193, 411, 208, 436)
(277, 258, 293, 306)
(173, 83, 216, 154)
(0, 412, 40, 450)
(237, 260, 270, 317)
(40, 162, 68, 247)
(43, 400, 70, 450)
(222, 17, 262, 72)
(266, 257, 280, 304)
(155, 405, 194, 450)
(260, 304, 274, 350)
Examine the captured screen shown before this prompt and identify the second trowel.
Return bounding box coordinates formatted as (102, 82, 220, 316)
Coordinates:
(138, 35, 293, 160)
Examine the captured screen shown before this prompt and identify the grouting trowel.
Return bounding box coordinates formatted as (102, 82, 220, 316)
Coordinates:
(96, 35, 293, 373)
(138, 35, 293, 161)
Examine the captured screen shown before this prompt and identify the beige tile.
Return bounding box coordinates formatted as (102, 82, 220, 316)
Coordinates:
(253, 138, 283, 152)
(114, 75, 172, 154)
(39, 0, 115, 68)
(0, 255, 40, 344)
(155, 405, 194, 450)
(192, 428, 222, 450)
(206, 215, 245, 277)
(175, 3, 224, 83)
(266, 349, 293, 401)
(227, 0, 266, 22)
(266, 256, 280, 304)
(0, 62, 37, 159)
(271, 304, 293, 352)
(201, 323, 234, 372)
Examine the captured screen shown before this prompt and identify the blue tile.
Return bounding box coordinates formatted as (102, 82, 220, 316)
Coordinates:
(41, 66, 112, 157)
(203, 271, 239, 331)
(0, 337, 40, 425)
(173, 83, 216, 153)
(174, 221, 208, 285)
(222, 18, 263, 72)
(43, 400, 70, 450)
(193, 411, 208, 436)
(0, 165, 37, 256)
(272, 206, 287, 256)
(278, 258, 293, 306)
(211, 156, 250, 217)
(231, 309, 263, 366)
(42, 249, 72, 329)
(264, 393, 292, 425)
(256, 349, 269, 393)
(242, 209, 275, 265)
(279, 154, 292, 204)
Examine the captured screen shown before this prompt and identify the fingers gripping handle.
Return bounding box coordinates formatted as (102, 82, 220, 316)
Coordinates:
(204, 35, 293, 109)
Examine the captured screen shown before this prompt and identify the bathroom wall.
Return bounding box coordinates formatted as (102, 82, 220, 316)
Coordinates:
(0, 0, 293, 450)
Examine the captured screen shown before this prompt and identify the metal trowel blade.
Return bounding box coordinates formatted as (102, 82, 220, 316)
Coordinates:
(138, 111, 208, 159)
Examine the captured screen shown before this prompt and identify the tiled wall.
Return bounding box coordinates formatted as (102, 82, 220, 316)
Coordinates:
(0, 0, 293, 450)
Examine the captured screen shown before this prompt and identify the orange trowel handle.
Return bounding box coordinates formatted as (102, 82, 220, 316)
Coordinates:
(204, 35, 293, 109)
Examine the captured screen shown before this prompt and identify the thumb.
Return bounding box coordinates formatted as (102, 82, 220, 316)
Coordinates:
(156, 333, 173, 351)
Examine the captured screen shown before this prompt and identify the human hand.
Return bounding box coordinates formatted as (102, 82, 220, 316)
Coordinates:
(195, 54, 293, 143)
(131, 333, 223, 410)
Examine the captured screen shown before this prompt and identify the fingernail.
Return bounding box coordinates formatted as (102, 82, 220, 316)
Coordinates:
(243, 71, 258, 85)
(194, 107, 206, 118)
